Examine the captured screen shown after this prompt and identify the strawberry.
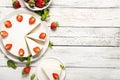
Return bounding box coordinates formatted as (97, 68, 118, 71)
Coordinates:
(4, 20, 12, 28)
(51, 22, 59, 30)
(16, 15, 23, 22)
(5, 44, 12, 50)
(52, 73, 59, 79)
(33, 47, 40, 54)
(18, 48, 24, 56)
(35, 0, 45, 8)
(12, 0, 21, 9)
(22, 66, 31, 74)
(0, 30, 8, 38)
(29, 16, 36, 25)
(39, 32, 46, 39)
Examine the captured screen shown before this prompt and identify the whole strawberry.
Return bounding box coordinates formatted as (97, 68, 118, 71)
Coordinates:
(35, 0, 45, 8)
(51, 22, 59, 30)
(22, 66, 31, 75)
(12, 0, 21, 9)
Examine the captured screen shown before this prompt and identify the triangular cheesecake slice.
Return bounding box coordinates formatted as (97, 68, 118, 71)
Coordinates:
(27, 31, 46, 42)
(25, 37, 43, 56)
(42, 66, 62, 80)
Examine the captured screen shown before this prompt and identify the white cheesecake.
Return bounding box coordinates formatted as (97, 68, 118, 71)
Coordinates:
(0, 13, 42, 57)
(42, 66, 62, 80)
(25, 37, 43, 56)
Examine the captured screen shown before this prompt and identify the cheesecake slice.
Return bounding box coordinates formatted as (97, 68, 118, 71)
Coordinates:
(25, 37, 43, 56)
(42, 66, 62, 80)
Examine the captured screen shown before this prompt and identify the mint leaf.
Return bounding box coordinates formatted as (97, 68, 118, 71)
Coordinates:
(7, 60, 17, 69)
(18, 57, 26, 62)
(26, 55, 31, 66)
(48, 41, 53, 48)
(60, 64, 65, 70)
(30, 73, 35, 80)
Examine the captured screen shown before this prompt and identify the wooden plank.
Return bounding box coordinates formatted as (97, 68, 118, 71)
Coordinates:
(66, 68, 120, 80)
(1, 47, 120, 68)
(49, 27, 120, 46)
(0, 8, 120, 27)
(0, 67, 120, 80)
(0, 0, 120, 8)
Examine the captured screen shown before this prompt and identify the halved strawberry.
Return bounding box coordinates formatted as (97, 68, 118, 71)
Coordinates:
(33, 46, 40, 54)
(52, 73, 59, 79)
(22, 66, 31, 74)
(5, 44, 12, 50)
(39, 32, 46, 39)
(18, 48, 24, 56)
(29, 16, 36, 25)
(0, 30, 8, 38)
(4, 20, 12, 28)
(16, 15, 23, 22)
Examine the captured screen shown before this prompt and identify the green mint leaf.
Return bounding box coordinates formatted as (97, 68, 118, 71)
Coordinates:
(7, 60, 17, 69)
(48, 41, 53, 47)
(41, 14, 46, 21)
(26, 55, 31, 66)
(30, 73, 36, 80)
(18, 57, 26, 62)
(60, 64, 65, 70)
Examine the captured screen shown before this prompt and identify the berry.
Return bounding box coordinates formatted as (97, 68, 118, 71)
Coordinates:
(4, 20, 12, 28)
(16, 15, 23, 22)
(0, 30, 8, 38)
(12, 0, 21, 9)
(39, 32, 46, 39)
(33, 47, 40, 54)
(51, 22, 59, 30)
(18, 48, 24, 56)
(29, 16, 36, 25)
(5, 44, 12, 50)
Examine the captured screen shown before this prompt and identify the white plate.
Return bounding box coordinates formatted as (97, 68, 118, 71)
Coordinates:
(0, 10, 49, 62)
(23, 0, 52, 11)
(35, 57, 66, 80)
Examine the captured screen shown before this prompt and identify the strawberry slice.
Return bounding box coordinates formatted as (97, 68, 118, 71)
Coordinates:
(39, 32, 46, 39)
(18, 48, 24, 56)
(4, 20, 12, 28)
(33, 47, 40, 54)
(12, 0, 21, 9)
(5, 44, 12, 50)
(22, 66, 31, 74)
(29, 16, 36, 25)
(16, 15, 23, 22)
(0, 30, 8, 38)
(52, 73, 59, 79)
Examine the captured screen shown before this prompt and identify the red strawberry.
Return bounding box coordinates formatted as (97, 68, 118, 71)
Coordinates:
(29, 16, 36, 25)
(12, 0, 21, 9)
(18, 48, 24, 56)
(39, 32, 46, 39)
(4, 20, 12, 28)
(22, 66, 31, 74)
(33, 47, 40, 54)
(51, 22, 59, 30)
(5, 44, 12, 50)
(35, 0, 45, 8)
(52, 73, 59, 79)
(16, 15, 23, 22)
(0, 30, 8, 38)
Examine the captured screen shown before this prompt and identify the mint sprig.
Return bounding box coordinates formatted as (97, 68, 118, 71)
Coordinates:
(35, 9, 50, 21)
(48, 41, 53, 48)
(60, 64, 65, 70)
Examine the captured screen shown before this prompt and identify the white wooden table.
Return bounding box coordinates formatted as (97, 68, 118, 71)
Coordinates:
(1, 0, 120, 80)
